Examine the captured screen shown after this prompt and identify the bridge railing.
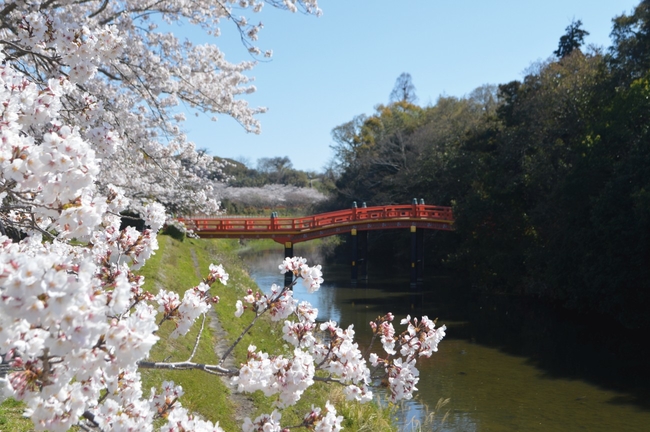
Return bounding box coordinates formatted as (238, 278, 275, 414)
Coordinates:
(178, 204, 453, 233)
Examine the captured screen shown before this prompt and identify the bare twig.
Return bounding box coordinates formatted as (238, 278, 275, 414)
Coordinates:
(88, 0, 109, 18)
(137, 360, 237, 376)
(313, 376, 346, 386)
(187, 313, 206, 362)
(219, 312, 260, 365)
(218, 277, 298, 365)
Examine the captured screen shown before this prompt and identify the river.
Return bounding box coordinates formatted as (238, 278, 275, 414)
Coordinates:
(239, 243, 650, 431)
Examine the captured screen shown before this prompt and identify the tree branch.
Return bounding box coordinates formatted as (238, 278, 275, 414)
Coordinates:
(219, 278, 297, 365)
(219, 312, 261, 365)
(88, 0, 109, 19)
(137, 360, 237, 376)
(0, 3, 17, 20)
(187, 313, 206, 362)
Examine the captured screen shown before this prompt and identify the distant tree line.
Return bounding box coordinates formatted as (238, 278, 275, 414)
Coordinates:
(214, 156, 334, 191)
(323, 3, 650, 329)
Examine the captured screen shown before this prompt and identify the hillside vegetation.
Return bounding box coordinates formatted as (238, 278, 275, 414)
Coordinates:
(323, 3, 650, 329)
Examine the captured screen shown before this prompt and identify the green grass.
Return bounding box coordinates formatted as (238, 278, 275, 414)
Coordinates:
(0, 398, 33, 432)
(235, 236, 340, 255)
(138, 236, 242, 430)
(235, 238, 283, 254)
(330, 388, 397, 432)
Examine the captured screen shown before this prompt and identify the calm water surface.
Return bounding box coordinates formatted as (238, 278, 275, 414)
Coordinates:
(240, 245, 650, 432)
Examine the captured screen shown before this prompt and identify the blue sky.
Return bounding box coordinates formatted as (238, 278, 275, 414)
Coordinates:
(177, 0, 640, 172)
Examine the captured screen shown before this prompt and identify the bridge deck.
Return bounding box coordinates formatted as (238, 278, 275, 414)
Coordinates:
(179, 204, 454, 244)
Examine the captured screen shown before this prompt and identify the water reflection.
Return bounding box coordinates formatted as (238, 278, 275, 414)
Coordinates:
(240, 244, 650, 431)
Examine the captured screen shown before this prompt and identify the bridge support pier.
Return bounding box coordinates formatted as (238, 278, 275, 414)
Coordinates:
(417, 228, 424, 285)
(410, 226, 424, 289)
(351, 229, 368, 285)
(284, 241, 293, 287)
(350, 229, 358, 284)
(358, 230, 368, 283)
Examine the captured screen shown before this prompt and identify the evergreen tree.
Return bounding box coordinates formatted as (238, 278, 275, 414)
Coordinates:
(554, 19, 590, 58)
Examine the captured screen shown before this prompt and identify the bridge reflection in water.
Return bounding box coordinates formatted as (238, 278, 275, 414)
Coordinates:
(179, 202, 454, 286)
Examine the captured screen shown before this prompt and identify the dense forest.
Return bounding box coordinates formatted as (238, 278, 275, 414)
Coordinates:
(321, 2, 650, 329)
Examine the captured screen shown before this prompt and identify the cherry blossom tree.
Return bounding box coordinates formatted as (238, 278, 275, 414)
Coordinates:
(0, 1, 446, 430)
(0, 0, 319, 216)
(214, 183, 327, 208)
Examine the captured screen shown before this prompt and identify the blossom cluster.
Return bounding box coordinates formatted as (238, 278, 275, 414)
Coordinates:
(0, 219, 233, 431)
(242, 410, 282, 432)
(150, 381, 224, 432)
(233, 345, 315, 407)
(313, 321, 373, 402)
(279, 256, 324, 292)
(368, 314, 447, 402)
(232, 260, 447, 424)
(0, 41, 230, 428)
(302, 401, 344, 432)
(212, 183, 328, 208)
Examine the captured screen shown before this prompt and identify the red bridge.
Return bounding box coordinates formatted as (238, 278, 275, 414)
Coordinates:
(178, 203, 454, 244)
(180, 203, 453, 287)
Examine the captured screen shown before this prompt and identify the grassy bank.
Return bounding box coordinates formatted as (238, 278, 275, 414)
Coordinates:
(235, 236, 342, 256)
